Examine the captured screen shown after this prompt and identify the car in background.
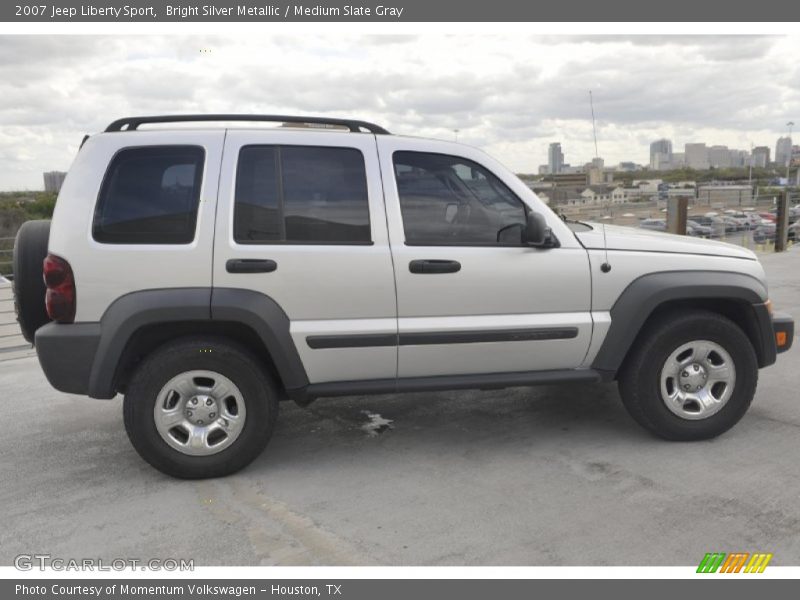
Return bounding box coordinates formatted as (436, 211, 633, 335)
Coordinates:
(719, 216, 745, 232)
(759, 212, 777, 223)
(722, 212, 750, 229)
(687, 220, 713, 237)
(691, 216, 727, 236)
(639, 218, 666, 232)
(753, 221, 799, 244)
(741, 211, 765, 229)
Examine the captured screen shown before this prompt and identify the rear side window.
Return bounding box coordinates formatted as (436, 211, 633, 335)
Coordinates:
(93, 146, 205, 244)
(234, 145, 371, 244)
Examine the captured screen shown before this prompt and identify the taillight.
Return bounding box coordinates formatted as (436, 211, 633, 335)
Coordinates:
(43, 254, 76, 323)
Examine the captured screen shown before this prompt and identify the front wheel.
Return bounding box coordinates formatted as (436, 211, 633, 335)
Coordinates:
(618, 310, 758, 441)
(123, 337, 278, 479)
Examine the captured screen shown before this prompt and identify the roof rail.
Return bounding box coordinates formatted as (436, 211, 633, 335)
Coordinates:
(105, 114, 391, 135)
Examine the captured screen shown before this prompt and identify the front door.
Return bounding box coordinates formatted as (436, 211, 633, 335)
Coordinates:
(377, 137, 593, 379)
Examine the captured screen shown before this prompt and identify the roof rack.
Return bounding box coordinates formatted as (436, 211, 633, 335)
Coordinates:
(105, 114, 390, 135)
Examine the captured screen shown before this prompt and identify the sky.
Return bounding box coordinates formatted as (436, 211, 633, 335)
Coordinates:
(0, 34, 798, 190)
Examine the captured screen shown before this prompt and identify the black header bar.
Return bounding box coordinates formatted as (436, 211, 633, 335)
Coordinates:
(4, 0, 800, 22)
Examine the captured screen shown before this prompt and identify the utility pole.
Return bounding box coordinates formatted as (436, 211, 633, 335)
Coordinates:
(453, 129, 460, 143)
(787, 122, 794, 185)
(748, 142, 754, 205)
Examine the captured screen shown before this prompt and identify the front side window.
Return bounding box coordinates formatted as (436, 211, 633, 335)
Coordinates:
(93, 146, 204, 244)
(393, 151, 526, 245)
(234, 145, 371, 244)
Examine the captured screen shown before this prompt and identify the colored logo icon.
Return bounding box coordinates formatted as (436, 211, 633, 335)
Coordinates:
(697, 552, 773, 573)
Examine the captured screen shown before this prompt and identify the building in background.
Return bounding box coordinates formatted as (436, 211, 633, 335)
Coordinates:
(752, 146, 771, 168)
(547, 142, 564, 174)
(709, 145, 731, 168)
(546, 172, 590, 188)
(776, 136, 793, 167)
(649, 139, 672, 170)
(685, 143, 710, 170)
(728, 149, 749, 168)
(587, 157, 610, 185)
(43, 171, 66, 193)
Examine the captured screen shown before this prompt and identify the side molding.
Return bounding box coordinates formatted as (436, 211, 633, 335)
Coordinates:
(591, 270, 770, 375)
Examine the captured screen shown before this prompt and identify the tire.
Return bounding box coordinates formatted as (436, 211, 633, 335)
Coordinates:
(618, 309, 758, 441)
(123, 336, 278, 479)
(12, 220, 51, 343)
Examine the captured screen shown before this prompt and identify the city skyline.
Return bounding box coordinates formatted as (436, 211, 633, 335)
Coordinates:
(544, 134, 796, 174)
(0, 34, 798, 189)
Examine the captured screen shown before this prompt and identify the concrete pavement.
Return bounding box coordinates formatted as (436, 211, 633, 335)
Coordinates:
(0, 249, 798, 566)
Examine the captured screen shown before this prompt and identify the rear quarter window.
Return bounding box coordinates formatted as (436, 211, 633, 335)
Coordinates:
(93, 145, 205, 244)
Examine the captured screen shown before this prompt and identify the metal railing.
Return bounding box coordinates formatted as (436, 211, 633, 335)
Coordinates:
(0, 237, 13, 278)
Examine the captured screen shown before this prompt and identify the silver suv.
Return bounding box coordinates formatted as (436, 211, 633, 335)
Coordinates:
(13, 115, 794, 478)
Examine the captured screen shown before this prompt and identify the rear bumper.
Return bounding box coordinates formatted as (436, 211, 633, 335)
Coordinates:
(34, 322, 101, 396)
(773, 312, 794, 355)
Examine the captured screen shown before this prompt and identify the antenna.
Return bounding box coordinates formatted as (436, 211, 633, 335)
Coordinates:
(590, 90, 611, 273)
(600, 223, 612, 273)
(589, 90, 599, 159)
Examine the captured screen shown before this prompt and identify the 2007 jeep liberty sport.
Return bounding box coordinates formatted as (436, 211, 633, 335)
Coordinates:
(12, 115, 794, 479)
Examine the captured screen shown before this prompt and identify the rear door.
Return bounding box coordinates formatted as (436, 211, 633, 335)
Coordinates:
(377, 136, 593, 379)
(213, 130, 397, 384)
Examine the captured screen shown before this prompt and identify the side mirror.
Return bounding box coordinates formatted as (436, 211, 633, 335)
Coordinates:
(525, 212, 553, 247)
(496, 222, 524, 245)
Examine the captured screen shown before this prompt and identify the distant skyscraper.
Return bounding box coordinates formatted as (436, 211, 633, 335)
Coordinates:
(649, 139, 672, 170)
(43, 171, 67, 193)
(752, 146, 771, 169)
(776, 136, 792, 167)
(685, 143, 710, 170)
(548, 143, 564, 174)
(728, 149, 749, 168)
(709, 145, 731, 168)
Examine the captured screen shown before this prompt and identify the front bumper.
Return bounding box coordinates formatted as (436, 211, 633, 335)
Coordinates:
(773, 312, 794, 354)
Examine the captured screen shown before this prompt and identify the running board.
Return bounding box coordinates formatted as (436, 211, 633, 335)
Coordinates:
(287, 368, 604, 407)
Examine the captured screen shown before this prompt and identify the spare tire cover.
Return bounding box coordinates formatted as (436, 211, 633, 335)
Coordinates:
(13, 220, 51, 344)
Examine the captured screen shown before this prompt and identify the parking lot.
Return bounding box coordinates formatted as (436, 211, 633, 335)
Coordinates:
(0, 248, 798, 567)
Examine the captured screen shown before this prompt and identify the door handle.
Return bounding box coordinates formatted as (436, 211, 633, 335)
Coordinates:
(226, 259, 278, 274)
(409, 259, 461, 274)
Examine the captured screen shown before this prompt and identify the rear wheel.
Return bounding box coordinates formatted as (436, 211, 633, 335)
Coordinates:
(123, 336, 278, 479)
(618, 310, 758, 441)
(12, 220, 51, 343)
